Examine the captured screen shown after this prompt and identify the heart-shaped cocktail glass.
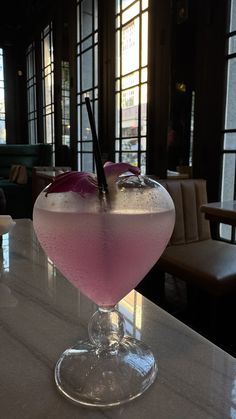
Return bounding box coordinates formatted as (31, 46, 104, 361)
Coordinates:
(33, 172, 175, 407)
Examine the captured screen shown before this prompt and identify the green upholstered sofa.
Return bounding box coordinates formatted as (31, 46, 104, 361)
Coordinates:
(0, 144, 52, 219)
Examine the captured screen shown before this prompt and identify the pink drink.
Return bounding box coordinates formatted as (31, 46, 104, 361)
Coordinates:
(38, 173, 176, 407)
(33, 208, 174, 306)
(33, 180, 175, 306)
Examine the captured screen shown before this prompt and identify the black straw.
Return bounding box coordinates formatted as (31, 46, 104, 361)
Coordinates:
(85, 97, 108, 194)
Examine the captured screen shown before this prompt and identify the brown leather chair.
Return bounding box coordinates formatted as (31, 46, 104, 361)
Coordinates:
(158, 179, 236, 296)
(138, 179, 236, 340)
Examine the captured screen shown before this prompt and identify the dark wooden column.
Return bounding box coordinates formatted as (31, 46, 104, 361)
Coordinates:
(193, 0, 228, 203)
(146, 0, 172, 177)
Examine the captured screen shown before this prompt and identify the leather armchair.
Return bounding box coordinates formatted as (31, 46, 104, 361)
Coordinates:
(138, 179, 236, 341)
(158, 179, 236, 296)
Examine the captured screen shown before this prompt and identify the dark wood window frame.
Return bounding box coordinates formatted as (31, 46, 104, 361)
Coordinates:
(74, 0, 171, 176)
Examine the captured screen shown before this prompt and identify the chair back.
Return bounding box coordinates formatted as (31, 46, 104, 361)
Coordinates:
(158, 179, 211, 245)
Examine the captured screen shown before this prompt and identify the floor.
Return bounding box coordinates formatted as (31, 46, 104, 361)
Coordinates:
(159, 275, 236, 358)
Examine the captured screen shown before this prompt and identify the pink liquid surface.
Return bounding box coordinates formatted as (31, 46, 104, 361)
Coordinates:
(33, 207, 174, 306)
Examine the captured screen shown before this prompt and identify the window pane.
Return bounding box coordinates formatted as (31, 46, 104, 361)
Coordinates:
(141, 83, 147, 135)
(94, 0, 98, 29)
(82, 141, 93, 151)
(82, 153, 93, 171)
(220, 223, 232, 241)
(45, 75, 53, 105)
(225, 58, 236, 130)
(122, 2, 140, 25)
(94, 45, 98, 85)
(142, 0, 148, 10)
(121, 138, 138, 150)
(0, 119, 6, 144)
(0, 49, 6, 144)
(122, 86, 138, 108)
(141, 12, 148, 66)
(81, 36, 92, 51)
(115, 93, 120, 136)
(116, 0, 120, 13)
(116, 15, 121, 29)
(122, 18, 140, 75)
(0, 95, 5, 113)
(121, 152, 138, 166)
(223, 132, 236, 150)
(228, 35, 236, 54)
(116, 30, 120, 77)
(77, 56, 81, 91)
(116, 139, 120, 150)
(82, 49, 93, 91)
(77, 3, 81, 40)
(220, 152, 236, 241)
(141, 137, 146, 150)
(45, 114, 53, 143)
(82, 104, 92, 141)
(121, 87, 139, 137)
(81, 0, 93, 39)
(221, 153, 236, 201)
(44, 35, 51, 66)
(122, 0, 135, 10)
(140, 152, 146, 173)
(141, 67, 147, 82)
(122, 71, 139, 89)
(230, 0, 236, 32)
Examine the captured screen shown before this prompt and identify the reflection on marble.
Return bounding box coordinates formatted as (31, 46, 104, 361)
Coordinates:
(1, 232, 10, 271)
(0, 219, 235, 418)
(118, 291, 143, 340)
(0, 283, 18, 308)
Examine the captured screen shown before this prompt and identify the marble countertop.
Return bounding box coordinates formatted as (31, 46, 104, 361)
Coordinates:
(0, 219, 235, 419)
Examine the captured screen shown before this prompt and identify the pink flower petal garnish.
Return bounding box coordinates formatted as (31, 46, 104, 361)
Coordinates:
(104, 161, 140, 181)
(45, 162, 140, 197)
(46, 171, 98, 197)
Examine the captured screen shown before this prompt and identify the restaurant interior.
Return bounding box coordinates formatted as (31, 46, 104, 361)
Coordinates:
(0, 0, 236, 361)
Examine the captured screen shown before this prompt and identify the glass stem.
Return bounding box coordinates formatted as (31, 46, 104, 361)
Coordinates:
(88, 306, 125, 349)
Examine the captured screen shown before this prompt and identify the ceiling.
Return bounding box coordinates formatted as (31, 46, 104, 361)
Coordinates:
(0, 0, 55, 45)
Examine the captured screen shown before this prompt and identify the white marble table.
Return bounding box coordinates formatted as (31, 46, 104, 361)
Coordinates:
(0, 219, 236, 419)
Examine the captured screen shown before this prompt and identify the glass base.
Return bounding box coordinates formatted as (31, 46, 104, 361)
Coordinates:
(54, 336, 158, 407)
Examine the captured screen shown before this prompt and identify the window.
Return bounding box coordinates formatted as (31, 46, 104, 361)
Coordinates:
(26, 43, 38, 144)
(115, 0, 148, 173)
(61, 61, 70, 147)
(220, 0, 236, 241)
(76, 0, 98, 172)
(189, 91, 195, 167)
(41, 23, 55, 155)
(0, 48, 6, 144)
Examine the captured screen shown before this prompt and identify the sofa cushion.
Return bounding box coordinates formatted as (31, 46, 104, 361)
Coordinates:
(9, 165, 28, 184)
(0, 144, 52, 218)
(158, 239, 236, 296)
(159, 179, 211, 244)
